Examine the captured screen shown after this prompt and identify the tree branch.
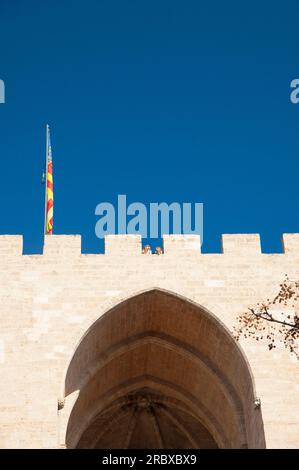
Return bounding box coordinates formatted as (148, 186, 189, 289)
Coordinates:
(249, 307, 297, 329)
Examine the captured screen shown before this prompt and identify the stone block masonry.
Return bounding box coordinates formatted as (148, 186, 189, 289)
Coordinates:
(0, 234, 298, 448)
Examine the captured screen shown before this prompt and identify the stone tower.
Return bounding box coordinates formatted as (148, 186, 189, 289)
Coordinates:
(0, 233, 298, 448)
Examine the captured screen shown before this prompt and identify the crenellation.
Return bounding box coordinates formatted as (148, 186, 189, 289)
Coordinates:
(221, 234, 261, 254)
(43, 235, 81, 256)
(104, 234, 141, 255)
(162, 234, 201, 254)
(282, 233, 299, 253)
(0, 234, 298, 258)
(0, 235, 23, 256)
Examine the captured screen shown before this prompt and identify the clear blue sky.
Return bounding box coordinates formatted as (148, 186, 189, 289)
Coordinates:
(0, 0, 298, 254)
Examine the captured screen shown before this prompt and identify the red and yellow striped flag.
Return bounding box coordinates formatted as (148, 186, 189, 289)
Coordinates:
(45, 125, 54, 234)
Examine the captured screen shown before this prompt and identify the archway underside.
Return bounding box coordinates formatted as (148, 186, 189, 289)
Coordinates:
(64, 289, 265, 449)
(77, 388, 218, 449)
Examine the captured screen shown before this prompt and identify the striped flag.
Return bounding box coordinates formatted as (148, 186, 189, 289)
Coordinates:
(45, 125, 54, 234)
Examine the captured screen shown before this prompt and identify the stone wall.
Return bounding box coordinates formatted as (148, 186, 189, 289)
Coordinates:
(0, 234, 298, 448)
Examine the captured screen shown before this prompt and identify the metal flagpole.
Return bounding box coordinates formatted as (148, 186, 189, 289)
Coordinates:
(43, 124, 49, 240)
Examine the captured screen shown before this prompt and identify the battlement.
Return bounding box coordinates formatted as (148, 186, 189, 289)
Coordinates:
(0, 235, 23, 256)
(1, 233, 299, 256)
(0, 232, 299, 450)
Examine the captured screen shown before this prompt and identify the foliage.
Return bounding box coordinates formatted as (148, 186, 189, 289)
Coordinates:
(234, 275, 299, 359)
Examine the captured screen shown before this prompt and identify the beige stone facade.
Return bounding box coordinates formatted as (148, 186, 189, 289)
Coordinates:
(0, 233, 298, 449)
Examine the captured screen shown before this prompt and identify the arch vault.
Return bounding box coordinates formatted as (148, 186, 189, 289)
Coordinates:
(62, 289, 265, 449)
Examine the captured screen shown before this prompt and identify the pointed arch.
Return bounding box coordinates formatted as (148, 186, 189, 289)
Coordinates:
(61, 288, 266, 449)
